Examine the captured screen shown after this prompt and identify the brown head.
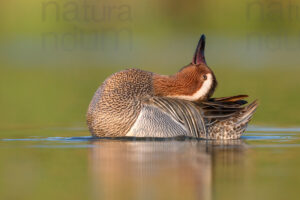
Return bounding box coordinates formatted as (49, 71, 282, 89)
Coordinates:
(153, 34, 217, 102)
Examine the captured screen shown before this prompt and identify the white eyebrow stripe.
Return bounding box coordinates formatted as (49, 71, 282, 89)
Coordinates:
(168, 73, 213, 101)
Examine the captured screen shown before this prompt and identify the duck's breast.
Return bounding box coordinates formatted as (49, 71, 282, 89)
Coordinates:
(87, 69, 154, 137)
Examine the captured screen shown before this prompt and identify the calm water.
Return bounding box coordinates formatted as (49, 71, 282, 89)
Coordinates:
(1, 126, 300, 200)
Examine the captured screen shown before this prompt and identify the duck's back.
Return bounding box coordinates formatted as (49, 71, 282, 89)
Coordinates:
(87, 69, 154, 137)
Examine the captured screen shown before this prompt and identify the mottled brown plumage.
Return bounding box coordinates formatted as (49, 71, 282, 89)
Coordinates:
(87, 69, 154, 136)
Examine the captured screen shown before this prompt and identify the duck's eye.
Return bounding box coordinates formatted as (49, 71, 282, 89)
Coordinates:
(203, 74, 207, 80)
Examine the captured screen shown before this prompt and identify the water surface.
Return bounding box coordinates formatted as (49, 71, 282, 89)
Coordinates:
(1, 126, 300, 200)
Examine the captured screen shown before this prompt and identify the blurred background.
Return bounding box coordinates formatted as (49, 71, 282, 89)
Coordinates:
(1, 1, 300, 200)
(1, 0, 300, 131)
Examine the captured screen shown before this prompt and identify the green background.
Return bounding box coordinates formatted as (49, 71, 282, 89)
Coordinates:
(1, 0, 300, 131)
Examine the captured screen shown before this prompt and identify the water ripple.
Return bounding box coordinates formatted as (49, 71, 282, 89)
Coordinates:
(1, 126, 300, 148)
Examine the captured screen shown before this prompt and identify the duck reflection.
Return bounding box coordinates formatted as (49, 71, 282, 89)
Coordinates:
(89, 138, 246, 200)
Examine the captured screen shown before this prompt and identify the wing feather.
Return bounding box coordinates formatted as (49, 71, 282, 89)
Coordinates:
(211, 95, 248, 102)
(143, 95, 254, 138)
(146, 97, 207, 137)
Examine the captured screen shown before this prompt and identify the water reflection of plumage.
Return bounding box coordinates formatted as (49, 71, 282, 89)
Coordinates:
(89, 139, 246, 200)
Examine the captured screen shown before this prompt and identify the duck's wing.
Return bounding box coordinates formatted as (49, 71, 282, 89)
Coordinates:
(198, 95, 253, 126)
(138, 97, 207, 138)
(127, 95, 256, 139)
(209, 95, 248, 104)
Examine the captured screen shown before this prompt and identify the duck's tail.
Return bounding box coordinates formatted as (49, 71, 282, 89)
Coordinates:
(232, 100, 259, 135)
(237, 100, 259, 124)
(207, 100, 259, 139)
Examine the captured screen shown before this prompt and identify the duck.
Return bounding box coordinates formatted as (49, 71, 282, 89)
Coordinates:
(86, 35, 258, 139)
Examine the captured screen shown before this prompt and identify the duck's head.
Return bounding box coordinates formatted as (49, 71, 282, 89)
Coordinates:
(153, 34, 217, 102)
